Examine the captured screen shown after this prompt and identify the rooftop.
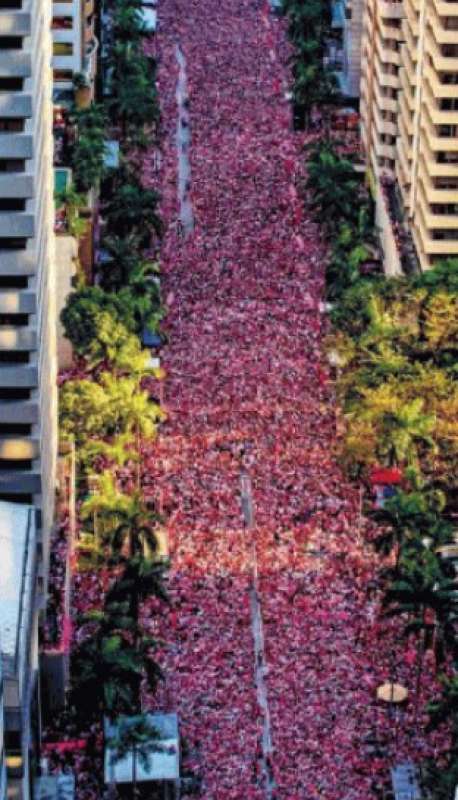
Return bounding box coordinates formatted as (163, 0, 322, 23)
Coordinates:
(0, 501, 36, 676)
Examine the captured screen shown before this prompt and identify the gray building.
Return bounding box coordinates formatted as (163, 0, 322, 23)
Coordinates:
(0, 502, 38, 800)
(332, 0, 363, 100)
(0, 0, 58, 585)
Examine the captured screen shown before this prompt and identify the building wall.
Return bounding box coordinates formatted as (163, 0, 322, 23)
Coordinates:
(0, 0, 58, 581)
(52, 0, 97, 91)
(343, 0, 364, 98)
(360, 0, 458, 272)
(397, 0, 458, 269)
(360, 0, 405, 178)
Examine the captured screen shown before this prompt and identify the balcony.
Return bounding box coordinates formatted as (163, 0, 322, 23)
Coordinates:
(419, 168, 458, 203)
(379, 1, 404, 20)
(0, 365, 38, 388)
(0, 290, 35, 314)
(0, 438, 39, 460)
(0, 93, 31, 117)
(0, 213, 34, 238)
(373, 103, 398, 137)
(0, 134, 32, 159)
(0, 250, 36, 276)
(424, 63, 458, 98)
(373, 80, 399, 113)
(420, 117, 458, 152)
(0, 401, 38, 424)
(434, 0, 458, 17)
(373, 136, 396, 160)
(0, 174, 33, 198)
(374, 57, 400, 90)
(0, 13, 30, 36)
(418, 186, 458, 228)
(0, 327, 36, 350)
(0, 469, 41, 493)
(0, 51, 31, 78)
(426, 28, 458, 71)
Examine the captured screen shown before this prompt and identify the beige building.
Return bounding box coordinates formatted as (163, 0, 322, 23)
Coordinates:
(397, 0, 458, 269)
(359, 0, 458, 272)
(0, 1, 58, 579)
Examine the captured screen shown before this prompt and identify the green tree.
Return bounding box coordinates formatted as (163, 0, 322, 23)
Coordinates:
(60, 373, 164, 451)
(71, 103, 107, 192)
(104, 180, 162, 244)
(306, 143, 362, 234)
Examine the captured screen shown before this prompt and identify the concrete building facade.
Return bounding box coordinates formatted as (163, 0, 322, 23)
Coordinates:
(397, 0, 458, 269)
(0, 1, 58, 577)
(359, 0, 458, 272)
(333, 0, 364, 99)
(0, 502, 38, 800)
(52, 0, 97, 99)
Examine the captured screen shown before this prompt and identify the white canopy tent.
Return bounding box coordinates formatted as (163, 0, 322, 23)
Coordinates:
(104, 713, 179, 799)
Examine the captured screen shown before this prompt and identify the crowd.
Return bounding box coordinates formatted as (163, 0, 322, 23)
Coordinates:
(141, 0, 450, 797)
(42, 1, 450, 798)
(41, 520, 70, 648)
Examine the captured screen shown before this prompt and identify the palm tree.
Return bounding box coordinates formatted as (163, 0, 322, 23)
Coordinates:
(100, 233, 145, 289)
(383, 545, 457, 709)
(372, 483, 452, 562)
(306, 143, 361, 233)
(107, 43, 160, 143)
(112, 6, 147, 44)
(71, 621, 142, 720)
(55, 183, 88, 239)
(381, 397, 436, 468)
(104, 181, 162, 245)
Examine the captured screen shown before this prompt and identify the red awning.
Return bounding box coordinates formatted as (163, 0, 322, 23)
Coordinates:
(369, 467, 403, 485)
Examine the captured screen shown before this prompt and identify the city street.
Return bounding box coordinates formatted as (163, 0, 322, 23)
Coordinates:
(139, 1, 444, 797)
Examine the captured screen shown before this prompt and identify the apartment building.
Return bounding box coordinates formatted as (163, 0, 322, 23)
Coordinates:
(0, 659, 5, 800)
(52, 0, 97, 101)
(332, 0, 364, 98)
(0, 502, 38, 800)
(397, 0, 458, 269)
(359, 0, 458, 272)
(0, 2, 58, 572)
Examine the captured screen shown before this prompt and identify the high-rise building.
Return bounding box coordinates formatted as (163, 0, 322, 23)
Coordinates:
(0, 502, 38, 800)
(397, 0, 458, 270)
(51, 0, 98, 104)
(358, 0, 458, 273)
(332, 0, 364, 99)
(360, 0, 405, 176)
(0, 2, 58, 576)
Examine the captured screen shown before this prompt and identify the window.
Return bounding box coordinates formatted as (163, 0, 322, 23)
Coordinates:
(53, 69, 73, 83)
(0, 159, 24, 173)
(53, 42, 74, 56)
(0, 37, 22, 49)
(0, 78, 23, 91)
(0, 238, 26, 249)
(52, 16, 73, 29)
(0, 199, 26, 211)
(0, 118, 23, 132)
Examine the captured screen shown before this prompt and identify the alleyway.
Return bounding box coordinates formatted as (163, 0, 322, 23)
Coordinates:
(140, 2, 438, 798)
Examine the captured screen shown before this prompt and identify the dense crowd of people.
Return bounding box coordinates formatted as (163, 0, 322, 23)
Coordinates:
(141, 1, 450, 797)
(43, 1, 450, 797)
